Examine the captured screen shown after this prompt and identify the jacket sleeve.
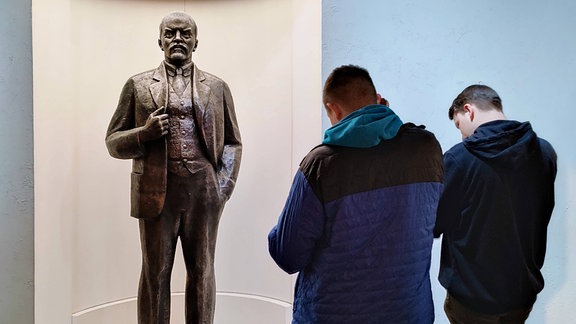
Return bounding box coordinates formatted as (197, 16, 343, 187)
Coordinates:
(217, 82, 242, 200)
(105, 78, 147, 160)
(434, 151, 464, 237)
(268, 170, 324, 274)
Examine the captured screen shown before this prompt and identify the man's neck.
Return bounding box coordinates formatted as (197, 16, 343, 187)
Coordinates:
(474, 110, 507, 130)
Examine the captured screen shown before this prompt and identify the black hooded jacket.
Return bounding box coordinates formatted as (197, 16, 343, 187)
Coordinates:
(434, 119, 557, 314)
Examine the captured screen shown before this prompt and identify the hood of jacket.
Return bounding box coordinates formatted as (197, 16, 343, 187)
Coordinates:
(322, 104, 403, 148)
(464, 119, 540, 166)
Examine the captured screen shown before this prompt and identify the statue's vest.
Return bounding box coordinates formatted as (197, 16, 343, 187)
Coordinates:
(166, 79, 210, 177)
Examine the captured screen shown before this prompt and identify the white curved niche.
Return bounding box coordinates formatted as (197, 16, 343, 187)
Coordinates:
(34, 1, 320, 323)
(72, 292, 292, 324)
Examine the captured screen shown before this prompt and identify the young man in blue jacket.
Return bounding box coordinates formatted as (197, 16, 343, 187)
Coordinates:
(434, 85, 557, 323)
(268, 65, 443, 323)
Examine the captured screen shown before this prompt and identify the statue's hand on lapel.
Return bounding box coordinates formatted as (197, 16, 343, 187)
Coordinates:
(140, 106, 169, 142)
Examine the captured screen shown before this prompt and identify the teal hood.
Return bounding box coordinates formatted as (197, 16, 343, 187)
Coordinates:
(322, 104, 403, 148)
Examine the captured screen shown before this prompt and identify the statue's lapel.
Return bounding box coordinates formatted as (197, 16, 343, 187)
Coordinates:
(193, 65, 210, 118)
(150, 63, 167, 110)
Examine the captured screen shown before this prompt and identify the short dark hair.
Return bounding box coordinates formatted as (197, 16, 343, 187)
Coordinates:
(449, 84, 503, 120)
(323, 65, 378, 110)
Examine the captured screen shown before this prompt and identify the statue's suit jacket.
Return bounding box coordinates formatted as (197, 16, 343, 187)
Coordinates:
(106, 62, 242, 219)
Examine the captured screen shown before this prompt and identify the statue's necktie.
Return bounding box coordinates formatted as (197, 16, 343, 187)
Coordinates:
(173, 68, 186, 96)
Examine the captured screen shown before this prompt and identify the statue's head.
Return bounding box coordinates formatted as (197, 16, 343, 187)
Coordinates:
(158, 12, 198, 67)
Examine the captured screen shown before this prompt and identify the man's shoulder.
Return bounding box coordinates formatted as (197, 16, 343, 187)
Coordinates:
(445, 141, 467, 155)
(130, 68, 158, 79)
(196, 67, 228, 85)
(304, 144, 335, 160)
(199, 69, 224, 81)
(538, 137, 557, 158)
(397, 123, 441, 147)
(127, 67, 158, 83)
(443, 142, 478, 172)
(297, 144, 335, 172)
(399, 122, 435, 137)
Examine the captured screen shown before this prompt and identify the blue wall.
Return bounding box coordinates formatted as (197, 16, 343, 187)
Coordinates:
(322, 1, 576, 322)
(0, 0, 34, 322)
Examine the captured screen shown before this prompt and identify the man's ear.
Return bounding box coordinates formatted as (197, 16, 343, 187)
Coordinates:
(326, 102, 344, 121)
(463, 103, 475, 121)
(158, 39, 163, 51)
(193, 39, 198, 52)
(377, 94, 389, 106)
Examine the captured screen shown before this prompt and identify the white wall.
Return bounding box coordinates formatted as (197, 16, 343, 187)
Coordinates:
(322, 0, 576, 323)
(0, 0, 34, 323)
(33, 0, 321, 323)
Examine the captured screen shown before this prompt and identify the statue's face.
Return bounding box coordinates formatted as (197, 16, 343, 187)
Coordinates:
(158, 15, 197, 66)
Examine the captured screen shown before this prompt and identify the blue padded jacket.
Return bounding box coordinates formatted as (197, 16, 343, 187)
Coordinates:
(269, 106, 443, 323)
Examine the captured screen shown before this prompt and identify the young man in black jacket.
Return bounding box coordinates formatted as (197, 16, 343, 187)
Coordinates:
(434, 85, 557, 323)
